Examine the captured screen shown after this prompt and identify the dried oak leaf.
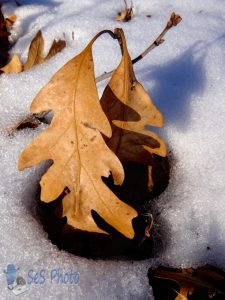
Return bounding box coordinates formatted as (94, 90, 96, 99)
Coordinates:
(117, 8, 133, 22)
(117, 0, 133, 22)
(149, 266, 225, 300)
(5, 15, 17, 28)
(1, 31, 66, 74)
(45, 39, 66, 61)
(23, 30, 44, 71)
(18, 31, 137, 238)
(23, 32, 66, 71)
(101, 29, 166, 167)
(0, 53, 22, 73)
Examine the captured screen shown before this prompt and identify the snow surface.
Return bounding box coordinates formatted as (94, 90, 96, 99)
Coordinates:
(0, 0, 225, 299)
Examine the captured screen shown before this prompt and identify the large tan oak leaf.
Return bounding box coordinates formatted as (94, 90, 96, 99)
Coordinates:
(18, 32, 137, 239)
(101, 29, 166, 167)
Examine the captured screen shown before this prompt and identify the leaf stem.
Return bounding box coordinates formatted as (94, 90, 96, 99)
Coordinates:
(96, 12, 182, 83)
(95, 29, 118, 41)
(9, 13, 181, 132)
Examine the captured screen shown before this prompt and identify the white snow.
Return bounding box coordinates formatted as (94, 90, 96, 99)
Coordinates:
(0, 0, 225, 299)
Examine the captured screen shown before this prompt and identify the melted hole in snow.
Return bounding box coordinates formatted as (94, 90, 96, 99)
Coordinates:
(36, 155, 170, 260)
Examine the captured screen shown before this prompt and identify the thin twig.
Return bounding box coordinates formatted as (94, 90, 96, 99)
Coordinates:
(96, 12, 182, 82)
(9, 13, 182, 133)
(138, 214, 154, 247)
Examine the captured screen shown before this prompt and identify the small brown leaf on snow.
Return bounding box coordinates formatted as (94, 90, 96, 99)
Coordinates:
(45, 39, 66, 61)
(23, 30, 44, 71)
(0, 54, 22, 73)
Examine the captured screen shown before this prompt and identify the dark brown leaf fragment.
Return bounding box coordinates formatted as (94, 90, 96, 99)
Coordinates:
(149, 266, 225, 300)
(0, 5, 10, 68)
(45, 39, 66, 61)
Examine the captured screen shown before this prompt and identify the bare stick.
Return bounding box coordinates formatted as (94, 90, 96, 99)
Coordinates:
(96, 12, 182, 83)
(138, 214, 154, 247)
(10, 13, 182, 132)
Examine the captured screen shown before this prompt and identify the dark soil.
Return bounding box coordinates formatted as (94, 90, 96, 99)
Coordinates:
(36, 155, 170, 260)
(0, 5, 10, 69)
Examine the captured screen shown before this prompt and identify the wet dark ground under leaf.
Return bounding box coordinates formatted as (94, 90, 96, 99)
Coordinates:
(0, 4, 10, 69)
(36, 156, 170, 260)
